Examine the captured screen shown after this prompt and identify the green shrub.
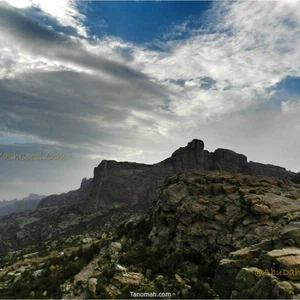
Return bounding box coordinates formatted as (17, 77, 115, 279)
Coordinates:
(62, 261, 82, 279)
(96, 282, 111, 299)
(99, 264, 115, 283)
(187, 280, 216, 299)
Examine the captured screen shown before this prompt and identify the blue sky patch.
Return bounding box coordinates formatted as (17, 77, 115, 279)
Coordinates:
(267, 76, 300, 106)
(82, 1, 211, 44)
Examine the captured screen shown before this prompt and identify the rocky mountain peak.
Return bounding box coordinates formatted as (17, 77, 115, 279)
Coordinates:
(81, 139, 299, 213)
(188, 138, 205, 149)
(80, 177, 93, 190)
(171, 139, 204, 157)
(37, 177, 92, 209)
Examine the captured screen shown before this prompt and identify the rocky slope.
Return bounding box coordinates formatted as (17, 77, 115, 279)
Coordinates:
(150, 172, 300, 298)
(0, 171, 299, 299)
(0, 139, 299, 256)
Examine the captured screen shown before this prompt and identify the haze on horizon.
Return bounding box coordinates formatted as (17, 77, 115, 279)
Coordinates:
(0, 0, 300, 201)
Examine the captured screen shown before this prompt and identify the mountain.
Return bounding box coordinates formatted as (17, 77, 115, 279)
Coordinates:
(79, 139, 299, 213)
(0, 171, 299, 298)
(22, 194, 46, 201)
(37, 177, 92, 209)
(0, 198, 18, 209)
(0, 139, 299, 255)
(0, 194, 46, 217)
(0, 139, 299, 299)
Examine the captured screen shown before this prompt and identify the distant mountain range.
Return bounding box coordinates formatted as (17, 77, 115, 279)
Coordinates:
(0, 193, 46, 217)
(0, 177, 93, 217)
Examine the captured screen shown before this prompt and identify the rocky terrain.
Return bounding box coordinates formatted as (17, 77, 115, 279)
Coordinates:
(0, 171, 300, 299)
(1, 139, 299, 256)
(0, 139, 300, 299)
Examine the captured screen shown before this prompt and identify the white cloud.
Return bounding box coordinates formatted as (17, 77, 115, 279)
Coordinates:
(2, 0, 87, 36)
(118, 0, 300, 120)
(282, 99, 300, 115)
(1, 0, 31, 8)
(1, 0, 300, 199)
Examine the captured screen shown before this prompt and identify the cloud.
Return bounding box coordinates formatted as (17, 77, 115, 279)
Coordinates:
(2, 0, 87, 36)
(123, 1, 300, 117)
(0, 4, 154, 83)
(1, 0, 300, 199)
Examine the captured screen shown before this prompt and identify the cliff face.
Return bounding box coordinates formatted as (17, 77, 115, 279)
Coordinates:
(82, 139, 297, 212)
(35, 139, 298, 212)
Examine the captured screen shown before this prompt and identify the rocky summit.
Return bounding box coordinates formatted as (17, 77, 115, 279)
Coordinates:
(0, 140, 300, 299)
(79, 139, 299, 213)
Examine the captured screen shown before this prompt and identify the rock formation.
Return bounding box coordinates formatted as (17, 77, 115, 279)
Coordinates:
(0, 139, 299, 261)
(80, 139, 298, 213)
(32, 139, 300, 213)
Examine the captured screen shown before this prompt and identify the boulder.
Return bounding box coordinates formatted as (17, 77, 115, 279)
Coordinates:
(281, 223, 300, 247)
(88, 278, 98, 297)
(112, 272, 144, 288)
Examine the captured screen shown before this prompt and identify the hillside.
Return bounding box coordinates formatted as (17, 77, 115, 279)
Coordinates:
(0, 171, 299, 298)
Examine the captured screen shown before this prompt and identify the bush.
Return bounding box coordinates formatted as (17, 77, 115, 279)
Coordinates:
(99, 264, 115, 283)
(96, 283, 111, 299)
(187, 280, 216, 299)
(78, 243, 100, 264)
(76, 280, 83, 287)
(119, 245, 147, 266)
(61, 261, 82, 280)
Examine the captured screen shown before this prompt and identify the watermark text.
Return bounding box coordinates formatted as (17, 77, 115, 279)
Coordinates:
(0, 153, 67, 161)
(130, 291, 172, 298)
(255, 268, 300, 277)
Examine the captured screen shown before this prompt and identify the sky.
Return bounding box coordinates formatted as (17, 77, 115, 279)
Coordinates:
(0, 0, 300, 200)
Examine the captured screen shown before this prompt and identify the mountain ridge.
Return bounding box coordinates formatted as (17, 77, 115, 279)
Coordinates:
(0, 194, 46, 217)
(0, 139, 299, 255)
(78, 139, 299, 214)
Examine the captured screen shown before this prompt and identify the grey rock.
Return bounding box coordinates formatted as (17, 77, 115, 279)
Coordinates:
(281, 223, 300, 247)
(79, 139, 298, 214)
(88, 278, 98, 297)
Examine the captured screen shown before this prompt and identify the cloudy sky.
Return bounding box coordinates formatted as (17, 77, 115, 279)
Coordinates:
(0, 0, 300, 200)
